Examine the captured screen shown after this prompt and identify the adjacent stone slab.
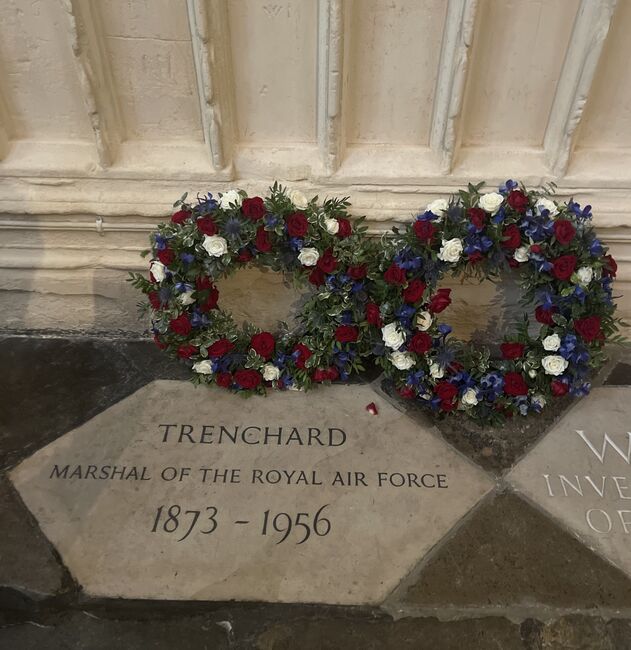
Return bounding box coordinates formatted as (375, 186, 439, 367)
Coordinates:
(508, 387, 631, 578)
(10, 381, 492, 604)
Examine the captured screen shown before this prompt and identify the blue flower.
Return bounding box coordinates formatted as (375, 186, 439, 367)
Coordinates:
(175, 282, 194, 293)
(154, 235, 168, 251)
(589, 238, 603, 256)
(197, 193, 218, 210)
(180, 252, 195, 265)
(568, 200, 592, 221)
(499, 179, 518, 194)
(265, 214, 280, 228)
(289, 237, 304, 252)
(224, 216, 242, 236)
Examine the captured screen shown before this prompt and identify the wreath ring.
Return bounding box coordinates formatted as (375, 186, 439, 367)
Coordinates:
(130, 184, 378, 393)
(366, 180, 622, 422)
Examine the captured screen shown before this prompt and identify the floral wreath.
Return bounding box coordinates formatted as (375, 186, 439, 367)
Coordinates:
(130, 184, 377, 393)
(366, 180, 623, 422)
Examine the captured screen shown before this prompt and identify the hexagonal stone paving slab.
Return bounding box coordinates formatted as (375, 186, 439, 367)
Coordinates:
(508, 387, 631, 577)
(10, 381, 493, 605)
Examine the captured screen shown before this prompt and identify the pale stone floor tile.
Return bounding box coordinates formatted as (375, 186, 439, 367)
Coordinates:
(2, 335, 631, 648)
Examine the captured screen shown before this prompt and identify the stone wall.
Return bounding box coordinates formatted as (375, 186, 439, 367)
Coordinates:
(1, 0, 630, 333)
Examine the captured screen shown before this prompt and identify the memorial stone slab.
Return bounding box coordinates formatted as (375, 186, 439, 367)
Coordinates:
(10, 380, 493, 605)
(508, 387, 631, 577)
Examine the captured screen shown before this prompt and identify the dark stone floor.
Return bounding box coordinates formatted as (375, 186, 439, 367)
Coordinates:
(2, 334, 631, 649)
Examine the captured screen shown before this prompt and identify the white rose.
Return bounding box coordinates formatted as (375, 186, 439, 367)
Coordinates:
(514, 245, 530, 263)
(381, 322, 405, 350)
(192, 360, 213, 375)
(429, 362, 444, 379)
(390, 351, 415, 370)
(426, 198, 449, 217)
(297, 247, 320, 267)
(179, 290, 195, 306)
(415, 311, 432, 331)
(461, 388, 479, 407)
(542, 355, 569, 376)
(576, 266, 593, 286)
(324, 217, 339, 235)
(536, 198, 558, 217)
(288, 189, 308, 209)
(542, 334, 561, 351)
(150, 260, 166, 281)
(438, 238, 463, 263)
(478, 192, 504, 214)
(532, 394, 546, 409)
(219, 189, 242, 209)
(262, 363, 280, 381)
(202, 235, 228, 257)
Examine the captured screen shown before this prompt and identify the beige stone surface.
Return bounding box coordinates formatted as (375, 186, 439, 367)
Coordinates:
(508, 387, 631, 577)
(10, 381, 492, 604)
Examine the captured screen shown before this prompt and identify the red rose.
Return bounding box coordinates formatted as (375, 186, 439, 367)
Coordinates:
(468, 251, 483, 264)
(468, 207, 486, 230)
(500, 342, 525, 360)
(207, 338, 234, 358)
(196, 275, 213, 291)
(435, 381, 458, 405)
(507, 190, 529, 213)
(237, 248, 253, 263)
(336, 218, 352, 238)
(317, 249, 338, 273)
(335, 325, 359, 343)
(551, 379, 568, 397)
(199, 287, 219, 312)
(177, 344, 197, 359)
(384, 263, 406, 285)
(216, 372, 232, 388)
(149, 292, 162, 310)
(255, 227, 272, 253)
(603, 255, 617, 278)
(293, 343, 312, 369)
(413, 220, 436, 242)
(171, 209, 190, 224)
(530, 244, 542, 254)
(157, 248, 175, 265)
(535, 305, 556, 325)
(313, 367, 339, 382)
(508, 258, 519, 268)
(398, 386, 416, 399)
(250, 332, 275, 359)
(347, 264, 367, 280)
(551, 255, 577, 281)
(428, 288, 451, 313)
(169, 313, 192, 336)
(365, 302, 382, 327)
(408, 332, 432, 354)
(153, 334, 167, 350)
(553, 219, 576, 246)
(241, 197, 266, 221)
(286, 212, 309, 237)
(441, 399, 458, 412)
(196, 215, 218, 235)
(504, 372, 528, 396)
(574, 316, 602, 342)
(234, 369, 262, 390)
(309, 268, 326, 286)
(403, 279, 426, 304)
(501, 224, 522, 250)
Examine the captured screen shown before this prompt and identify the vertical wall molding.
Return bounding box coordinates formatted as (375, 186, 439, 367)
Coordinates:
(429, 0, 478, 174)
(187, 0, 235, 174)
(61, 0, 123, 167)
(317, 0, 345, 175)
(543, 0, 617, 177)
(0, 97, 10, 160)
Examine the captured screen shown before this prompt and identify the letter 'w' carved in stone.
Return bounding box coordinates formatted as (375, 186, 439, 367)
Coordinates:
(576, 430, 631, 464)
